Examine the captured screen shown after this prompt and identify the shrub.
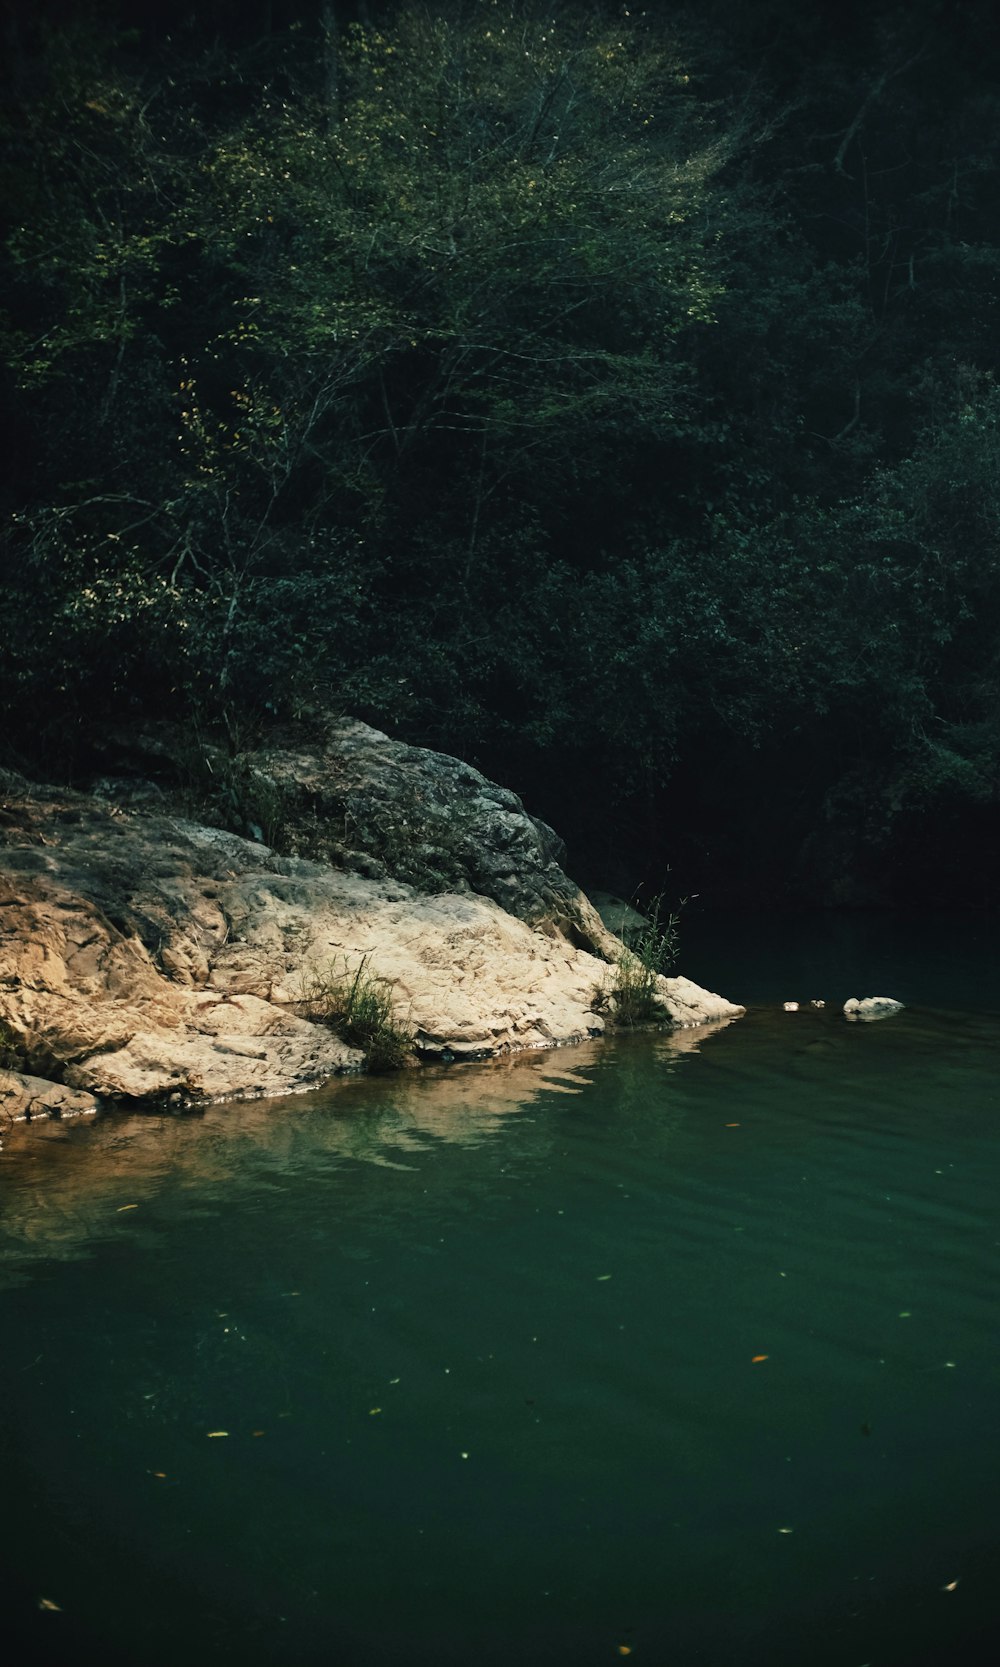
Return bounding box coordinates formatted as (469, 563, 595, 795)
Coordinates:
(176, 741, 292, 850)
(301, 956, 413, 1073)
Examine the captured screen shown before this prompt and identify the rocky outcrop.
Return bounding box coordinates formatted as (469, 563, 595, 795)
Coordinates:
(211, 720, 617, 954)
(0, 732, 743, 1115)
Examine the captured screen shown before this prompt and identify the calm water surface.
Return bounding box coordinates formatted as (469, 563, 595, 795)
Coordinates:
(2, 913, 999, 1666)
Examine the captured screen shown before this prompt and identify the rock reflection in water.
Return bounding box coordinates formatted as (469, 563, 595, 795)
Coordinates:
(0, 1024, 731, 1276)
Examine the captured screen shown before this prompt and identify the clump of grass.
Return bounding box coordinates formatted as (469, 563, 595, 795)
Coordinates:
(610, 948, 663, 1027)
(302, 955, 413, 1073)
(609, 893, 684, 1028)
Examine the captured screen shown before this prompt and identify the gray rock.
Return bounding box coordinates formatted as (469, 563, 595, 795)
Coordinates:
(588, 890, 649, 943)
(240, 721, 616, 955)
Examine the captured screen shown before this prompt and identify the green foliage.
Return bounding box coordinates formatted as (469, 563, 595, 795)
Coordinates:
(301, 956, 413, 1073)
(2, 1, 1000, 901)
(0, 4, 726, 718)
(609, 951, 662, 1029)
(630, 894, 684, 976)
(609, 894, 682, 1028)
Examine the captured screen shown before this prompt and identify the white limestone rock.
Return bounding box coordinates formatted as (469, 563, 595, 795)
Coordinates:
(0, 741, 743, 1105)
(843, 996, 904, 1022)
(659, 975, 745, 1028)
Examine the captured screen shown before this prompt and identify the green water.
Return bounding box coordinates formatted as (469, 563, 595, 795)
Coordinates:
(2, 913, 999, 1666)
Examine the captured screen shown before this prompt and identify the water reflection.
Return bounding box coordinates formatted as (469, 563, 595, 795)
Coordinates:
(0, 1023, 732, 1276)
(2, 967, 999, 1667)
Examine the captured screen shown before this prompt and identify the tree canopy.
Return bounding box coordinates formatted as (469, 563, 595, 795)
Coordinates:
(3, 0, 1000, 904)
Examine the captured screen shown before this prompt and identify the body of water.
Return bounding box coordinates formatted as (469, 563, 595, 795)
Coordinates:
(2, 913, 998, 1665)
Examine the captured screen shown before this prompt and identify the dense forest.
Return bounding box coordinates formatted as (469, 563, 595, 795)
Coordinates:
(2, 0, 999, 907)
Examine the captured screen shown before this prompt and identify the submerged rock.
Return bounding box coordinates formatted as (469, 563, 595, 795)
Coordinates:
(843, 996, 904, 1021)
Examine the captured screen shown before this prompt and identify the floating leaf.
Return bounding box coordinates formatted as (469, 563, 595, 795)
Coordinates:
(778, 1527, 794, 1534)
(206, 1430, 229, 1438)
(752, 1354, 769, 1364)
(117, 1204, 138, 1212)
(369, 1407, 382, 1416)
(942, 1579, 959, 1592)
(725, 1122, 740, 1127)
(38, 1598, 62, 1612)
(617, 1649, 633, 1658)
(597, 1274, 612, 1282)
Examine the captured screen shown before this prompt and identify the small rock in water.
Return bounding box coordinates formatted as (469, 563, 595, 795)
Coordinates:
(843, 996, 904, 1022)
(810, 999, 825, 1009)
(783, 1001, 800, 1012)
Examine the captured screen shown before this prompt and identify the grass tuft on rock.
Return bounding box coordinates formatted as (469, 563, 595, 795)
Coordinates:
(609, 894, 682, 1028)
(610, 949, 663, 1027)
(302, 956, 413, 1073)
